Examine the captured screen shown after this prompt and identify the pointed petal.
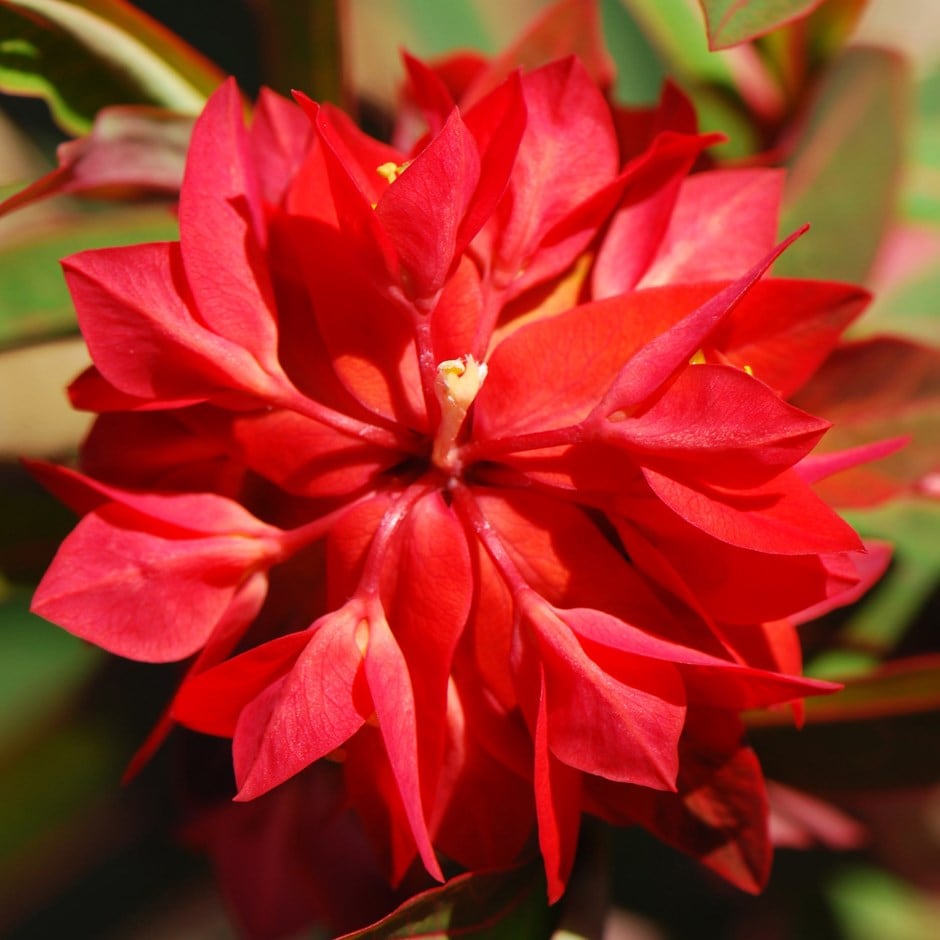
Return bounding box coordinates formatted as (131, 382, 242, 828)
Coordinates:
(642, 467, 863, 555)
(234, 609, 370, 800)
(364, 609, 444, 881)
(606, 363, 830, 487)
(594, 227, 807, 417)
(63, 242, 277, 404)
(178, 79, 281, 371)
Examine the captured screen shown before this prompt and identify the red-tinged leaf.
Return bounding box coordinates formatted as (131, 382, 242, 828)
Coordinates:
(489, 57, 619, 291)
(605, 363, 830, 487)
(748, 655, 940, 727)
(171, 629, 311, 737)
(589, 711, 772, 893)
(234, 607, 371, 800)
(0, 107, 190, 218)
(364, 608, 444, 882)
(337, 862, 550, 939)
(640, 169, 785, 287)
(767, 781, 866, 850)
(32, 509, 272, 662)
(523, 594, 685, 789)
(178, 79, 282, 371)
(533, 670, 582, 904)
(699, 0, 827, 50)
(594, 227, 806, 416)
(0, 0, 224, 135)
(792, 338, 940, 504)
(642, 467, 862, 555)
(775, 48, 908, 283)
(63, 242, 279, 404)
(460, 0, 615, 110)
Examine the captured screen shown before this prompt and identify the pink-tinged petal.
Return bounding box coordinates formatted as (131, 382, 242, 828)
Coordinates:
(707, 280, 870, 397)
(375, 108, 481, 303)
(595, 228, 807, 417)
(63, 243, 278, 404)
(639, 169, 785, 287)
(642, 467, 863, 555)
(533, 669, 583, 904)
(249, 88, 312, 206)
(489, 57, 618, 290)
(606, 363, 830, 487)
(234, 607, 371, 800)
(364, 609, 444, 882)
(178, 79, 281, 372)
(613, 81, 699, 165)
(326, 493, 397, 606)
(460, 0, 615, 109)
(171, 628, 312, 737)
(125, 570, 269, 777)
(32, 509, 272, 662)
(592, 132, 718, 298)
(525, 596, 685, 788)
(796, 436, 909, 485)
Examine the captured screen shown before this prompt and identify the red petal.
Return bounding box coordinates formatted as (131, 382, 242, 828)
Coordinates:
(63, 242, 277, 404)
(640, 169, 785, 287)
(178, 79, 281, 372)
(234, 608, 370, 800)
(607, 363, 830, 487)
(642, 467, 862, 555)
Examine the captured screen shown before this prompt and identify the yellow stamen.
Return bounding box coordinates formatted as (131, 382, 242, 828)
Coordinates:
(376, 160, 410, 184)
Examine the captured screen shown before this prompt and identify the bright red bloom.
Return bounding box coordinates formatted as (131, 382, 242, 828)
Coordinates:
(34, 38, 886, 922)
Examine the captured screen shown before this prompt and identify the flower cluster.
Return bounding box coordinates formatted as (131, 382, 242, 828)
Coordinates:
(34, 45, 884, 909)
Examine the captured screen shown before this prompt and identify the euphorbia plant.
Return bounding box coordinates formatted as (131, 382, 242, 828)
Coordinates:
(9, 1, 927, 937)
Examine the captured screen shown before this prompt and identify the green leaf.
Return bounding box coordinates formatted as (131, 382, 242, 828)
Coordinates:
(0, 583, 100, 751)
(827, 866, 940, 940)
(339, 863, 553, 939)
(0, 206, 178, 349)
(775, 47, 909, 283)
(698, 0, 826, 50)
(0, 0, 225, 135)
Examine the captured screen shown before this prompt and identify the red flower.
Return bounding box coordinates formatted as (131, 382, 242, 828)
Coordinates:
(34, 47, 884, 916)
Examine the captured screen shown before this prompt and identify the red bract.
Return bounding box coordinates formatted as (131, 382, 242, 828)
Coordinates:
(34, 37, 887, 929)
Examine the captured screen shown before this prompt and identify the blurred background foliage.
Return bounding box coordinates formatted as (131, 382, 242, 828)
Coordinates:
(0, 1, 938, 937)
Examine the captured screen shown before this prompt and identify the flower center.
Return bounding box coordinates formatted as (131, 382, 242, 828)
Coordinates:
(431, 355, 488, 474)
